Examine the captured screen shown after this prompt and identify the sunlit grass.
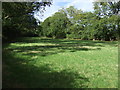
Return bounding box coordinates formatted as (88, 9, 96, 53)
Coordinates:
(3, 37, 118, 88)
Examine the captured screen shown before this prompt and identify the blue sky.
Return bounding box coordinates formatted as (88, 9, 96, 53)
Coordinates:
(34, 0, 95, 22)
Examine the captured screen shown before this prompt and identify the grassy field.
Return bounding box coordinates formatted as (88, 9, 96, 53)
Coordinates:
(3, 37, 118, 88)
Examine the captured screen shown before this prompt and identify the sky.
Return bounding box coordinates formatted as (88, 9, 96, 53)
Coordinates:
(34, 0, 95, 22)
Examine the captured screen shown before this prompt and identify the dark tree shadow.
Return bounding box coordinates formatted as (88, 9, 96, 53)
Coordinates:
(4, 45, 102, 57)
(3, 51, 89, 88)
(13, 37, 118, 47)
(3, 38, 105, 57)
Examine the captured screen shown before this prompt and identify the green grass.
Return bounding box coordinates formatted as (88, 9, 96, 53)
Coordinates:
(3, 37, 118, 88)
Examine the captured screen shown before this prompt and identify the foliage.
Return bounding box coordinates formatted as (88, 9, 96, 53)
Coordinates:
(39, 2, 119, 41)
(2, 1, 119, 41)
(41, 10, 70, 38)
(2, 2, 52, 40)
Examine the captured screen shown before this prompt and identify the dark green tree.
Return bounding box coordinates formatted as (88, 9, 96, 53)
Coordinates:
(2, 2, 52, 40)
(41, 9, 70, 38)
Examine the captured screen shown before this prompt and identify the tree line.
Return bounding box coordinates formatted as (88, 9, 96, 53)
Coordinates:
(40, 2, 120, 41)
(2, 1, 120, 41)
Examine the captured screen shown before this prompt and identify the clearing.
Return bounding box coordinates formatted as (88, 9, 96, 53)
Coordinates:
(3, 37, 118, 88)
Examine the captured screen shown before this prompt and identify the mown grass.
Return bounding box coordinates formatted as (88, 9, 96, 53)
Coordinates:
(3, 37, 118, 88)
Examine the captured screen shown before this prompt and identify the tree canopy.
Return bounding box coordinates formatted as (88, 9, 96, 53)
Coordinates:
(39, 1, 119, 41)
(2, 2, 52, 40)
(2, 1, 120, 41)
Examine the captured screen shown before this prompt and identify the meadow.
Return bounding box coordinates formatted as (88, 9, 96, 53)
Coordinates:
(2, 37, 118, 88)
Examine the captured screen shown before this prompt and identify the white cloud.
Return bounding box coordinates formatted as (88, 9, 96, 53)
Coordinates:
(34, 0, 94, 22)
(65, 0, 94, 11)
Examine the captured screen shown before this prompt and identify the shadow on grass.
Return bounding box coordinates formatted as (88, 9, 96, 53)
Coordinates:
(3, 51, 89, 88)
(13, 37, 118, 47)
(3, 37, 105, 57)
(2, 37, 118, 88)
(4, 44, 102, 57)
